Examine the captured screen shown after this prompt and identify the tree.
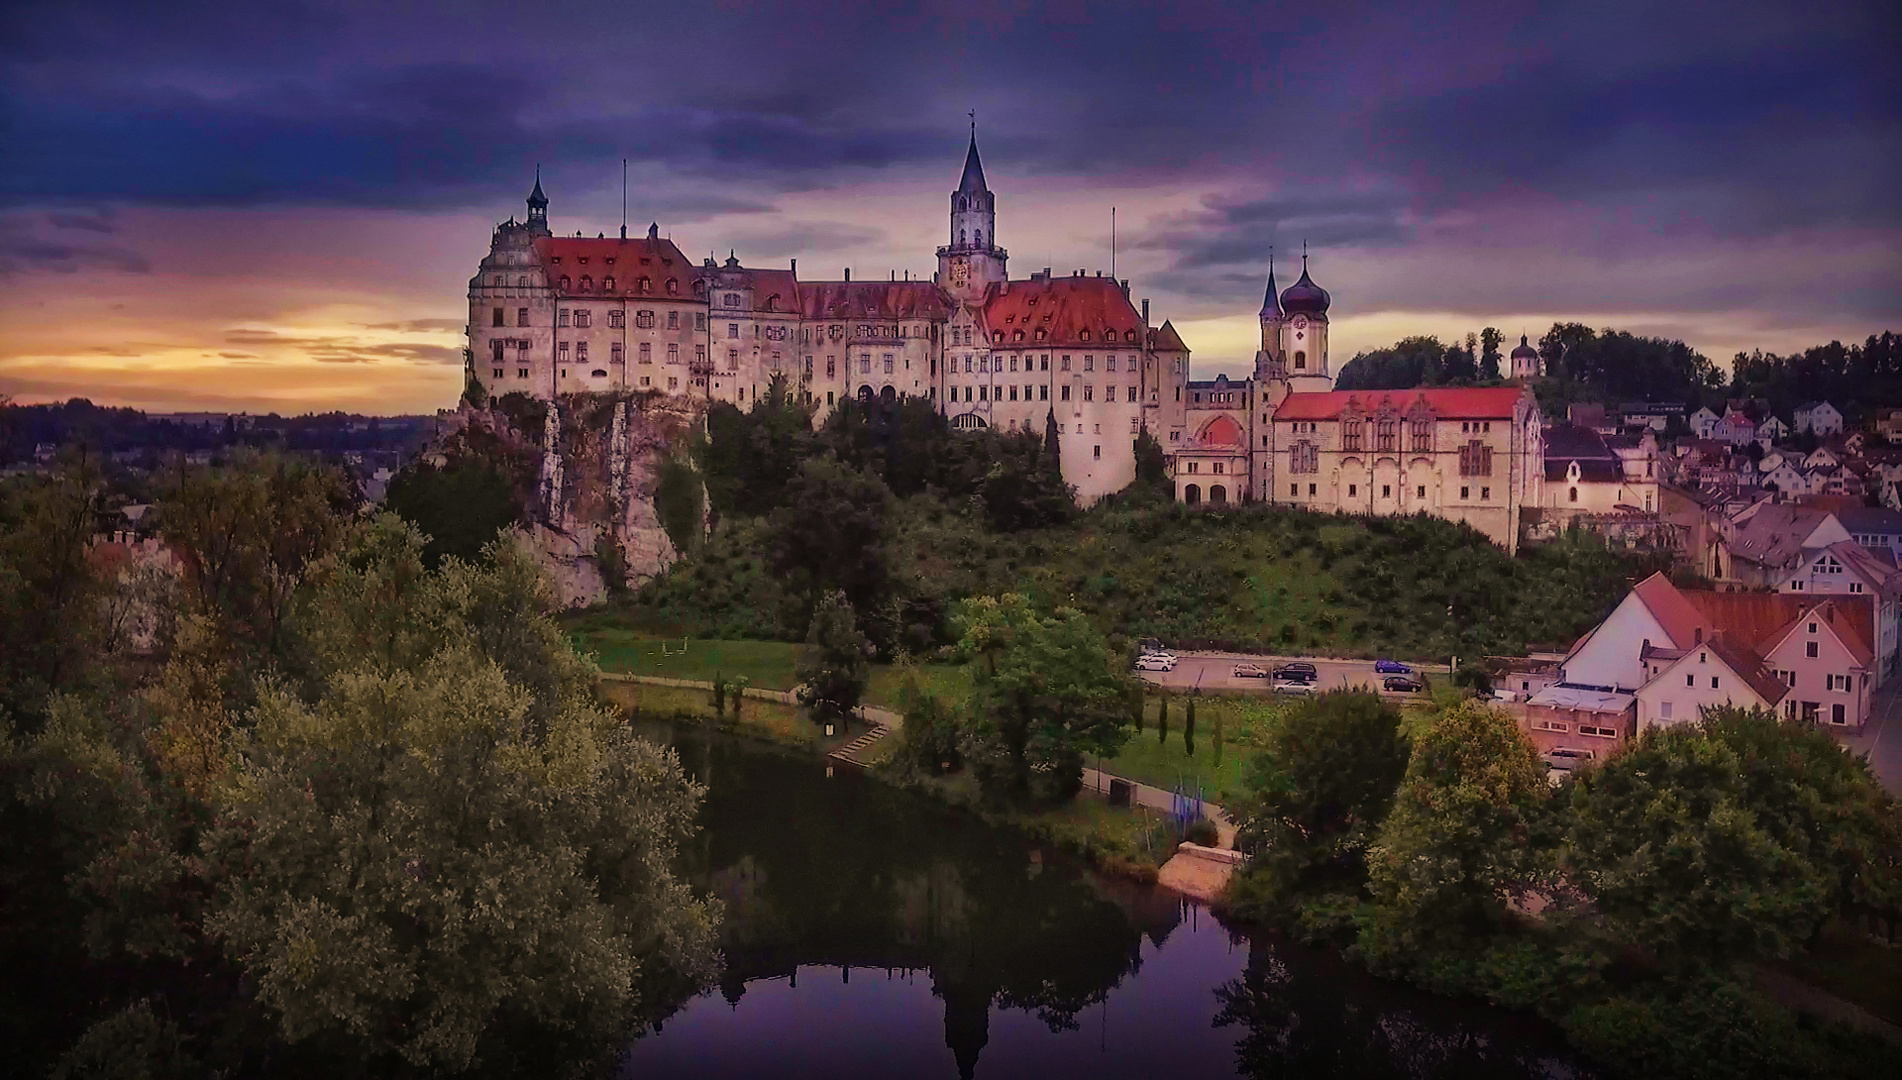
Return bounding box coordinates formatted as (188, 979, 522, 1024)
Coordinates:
(1479, 327, 1504, 381)
(699, 372, 818, 516)
(1235, 690, 1411, 899)
(954, 594, 1132, 803)
(384, 455, 522, 569)
(1184, 693, 1197, 757)
(1132, 428, 1170, 496)
(765, 456, 892, 618)
(796, 590, 871, 730)
(1566, 707, 1892, 969)
(1359, 700, 1550, 971)
(0, 449, 110, 731)
(1157, 692, 1169, 745)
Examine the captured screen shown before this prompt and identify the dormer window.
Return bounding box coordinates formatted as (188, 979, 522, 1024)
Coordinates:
(579, 276, 593, 290)
(605, 257, 615, 266)
(603, 277, 615, 291)
(1081, 329, 1092, 341)
(578, 257, 588, 265)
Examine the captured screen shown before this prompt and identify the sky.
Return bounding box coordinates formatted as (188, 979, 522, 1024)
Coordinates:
(1, 0, 1897, 415)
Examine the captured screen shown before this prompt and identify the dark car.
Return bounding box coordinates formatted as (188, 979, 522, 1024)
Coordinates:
(1383, 675, 1425, 692)
(1542, 747, 1597, 775)
(1272, 662, 1318, 681)
(1374, 658, 1411, 674)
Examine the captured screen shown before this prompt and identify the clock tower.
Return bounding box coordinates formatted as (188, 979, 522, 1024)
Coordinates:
(937, 125, 1008, 304)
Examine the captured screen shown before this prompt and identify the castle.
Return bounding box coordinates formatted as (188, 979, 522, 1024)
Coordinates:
(467, 132, 1545, 549)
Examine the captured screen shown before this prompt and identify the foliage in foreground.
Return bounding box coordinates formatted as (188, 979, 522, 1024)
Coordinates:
(3, 458, 719, 1076)
(1222, 700, 1902, 1080)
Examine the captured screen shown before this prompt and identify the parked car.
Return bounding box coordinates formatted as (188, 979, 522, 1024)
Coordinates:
(1374, 658, 1411, 674)
(1383, 675, 1425, 693)
(1273, 678, 1317, 695)
(1232, 662, 1269, 678)
(1138, 638, 1167, 655)
(1542, 747, 1597, 776)
(1272, 662, 1318, 681)
(1492, 688, 1521, 703)
(1134, 654, 1176, 672)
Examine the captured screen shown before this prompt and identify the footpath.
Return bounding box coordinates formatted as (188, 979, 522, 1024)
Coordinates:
(603, 671, 1247, 900)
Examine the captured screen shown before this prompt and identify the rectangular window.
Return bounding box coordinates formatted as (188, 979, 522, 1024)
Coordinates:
(695, 313, 707, 331)
(517, 367, 528, 379)
(492, 307, 504, 327)
(1084, 385, 1094, 402)
(1348, 484, 1357, 497)
(883, 354, 894, 374)
(727, 349, 738, 370)
(1481, 487, 1490, 499)
(1410, 420, 1432, 452)
(608, 309, 625, 329)
(1040, 385, 1049, 401)
(492, 367, 503, 379)
(1107, 355, 1118, 372)
(668, 376, 679, 390)
(1459, 440, 1495, 476)
(1685, 674, 1694, 687)
(558, 341, 570, 357)
(695, 345, 706, 364)
(1009, 385, 1018, 401)
(638, 342, 651, 363)
(860, 356, 870, 374)
(1084, 355, 1094, 371)
(1343, 421, 1362, 452)
(1661, 701, 1673, 718)
(1381, 484, 1391, 498)
(668, 311, 679, 330)
(1807, 642, 1819, 658)
(1416, 485, 1425, 499)
(979, 386, 988, 401)
(1461, 486, 1470, 500)
(1309, 484, 1316, 495)
(558, 308, 571, 328)
(517, 307, 529, 327)
(635, 310, 654, 328)
(1128, 386, 1137, 402)
(1062, 355, 1072, 371)
(728, 323, 739, 339)
(610, 343, 624, 364)
(1376, 421, 1397, 452)
(491, 340, 505, 362)
(1580, 725, 1618, 738)
(668, 343, 679, 364)
(1061, 385, 1072, 401)
(1093, 445, 1101, 459)
(1291, 484, 1299, 497)
(575, 309, 591, 329)
(826, 357, 836, 378)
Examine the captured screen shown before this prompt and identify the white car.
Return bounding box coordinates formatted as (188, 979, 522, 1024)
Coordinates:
(1272, 678, 1316, 695)
(1135, 654, 1176, 672)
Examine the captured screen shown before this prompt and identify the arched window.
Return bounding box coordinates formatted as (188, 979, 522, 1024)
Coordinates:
(1294, 350, 1307, 369)
(957, 197, 966, 212)
(975, 231, 983, 247)
(858, 385, 873, 401)
(1569, 487, 1579, 503)
(1210, 485, 1228, 504)
(959, 229, 966, 244)
(1184, 484, 1201, 505)
(591, 369, 607, 378)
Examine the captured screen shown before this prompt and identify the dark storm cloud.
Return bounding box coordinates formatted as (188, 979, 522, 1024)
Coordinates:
(0, 216, 150, 275)
(1140, 190, 1414, 274)
(223, 328, 459, 365)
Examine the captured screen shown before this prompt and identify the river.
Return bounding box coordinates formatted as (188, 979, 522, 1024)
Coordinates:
(621, 722, 1589, 1079)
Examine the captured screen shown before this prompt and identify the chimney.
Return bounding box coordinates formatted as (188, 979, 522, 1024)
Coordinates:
(844, 268, 851, 282)
(790, 258, 797, 276)
(1043, 267, 1052, 278)
(1121, 279, 1129, 296)
(1141, 299, 1150, 325)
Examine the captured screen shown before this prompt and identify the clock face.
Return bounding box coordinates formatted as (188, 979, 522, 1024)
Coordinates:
(950, 257, 969, 287)
(1293, 315, 1308, 330)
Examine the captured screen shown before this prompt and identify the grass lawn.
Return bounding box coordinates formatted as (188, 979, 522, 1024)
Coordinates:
(573, 626, 976, 713)
(598, 680, 823, 747)
(577, 630, 800, 690)
(1106, 694, 1281, 805)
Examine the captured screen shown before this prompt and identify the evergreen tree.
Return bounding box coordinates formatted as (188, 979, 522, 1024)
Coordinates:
(1158, 692, 1169, 745)
(796, 590, 871, 732)
(1185, 692, 1197, 758)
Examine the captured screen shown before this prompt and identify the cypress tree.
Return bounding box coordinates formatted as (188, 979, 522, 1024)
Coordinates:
(713, 671, 725, 717)
(1130, 678, 1146, 733)
(1213, 711, 1224, 766)
(1158, 692, 1169, 745)
(1185, 692, 1198, 758)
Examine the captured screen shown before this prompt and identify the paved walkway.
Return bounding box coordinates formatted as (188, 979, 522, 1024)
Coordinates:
(1845, 680, 1902, 795)
(1081, 766, 1239, 848)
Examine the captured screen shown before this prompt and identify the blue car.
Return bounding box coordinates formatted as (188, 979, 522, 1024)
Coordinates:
(1374, 658, 1411, 674)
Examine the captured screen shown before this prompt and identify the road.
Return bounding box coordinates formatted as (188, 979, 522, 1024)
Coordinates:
(1137, 650, 1452, 696)
(1846, 680, 1902, 795)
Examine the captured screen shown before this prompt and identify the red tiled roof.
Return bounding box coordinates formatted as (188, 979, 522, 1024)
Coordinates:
(1760, 599, 1875, 668)
(1272, 386, 1528, 421)
(1705, 634, 1791, 706)
(799, 280, 950, 320)
(1631, 571, 1710, 649)
(736, 268, 801, 312)
(534, 236, 698, 298)
(1679, 590, 1857, 653)
(980, 277, 1145, 349)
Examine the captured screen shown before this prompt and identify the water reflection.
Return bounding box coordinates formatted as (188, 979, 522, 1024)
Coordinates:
(624, 723, 1582, 1079)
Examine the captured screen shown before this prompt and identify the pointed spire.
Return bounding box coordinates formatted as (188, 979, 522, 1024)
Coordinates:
(958, 124, 988, 195)
(527, 164, 547, 209)
(1259, 246, 1283, 319)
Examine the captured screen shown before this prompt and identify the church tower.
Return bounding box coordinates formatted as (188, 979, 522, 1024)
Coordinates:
(1277, 250, 1333, 394)
(1253, 253, 1291, 411)
(525, 167, 551, 237)
(937, 126, 1008, 303)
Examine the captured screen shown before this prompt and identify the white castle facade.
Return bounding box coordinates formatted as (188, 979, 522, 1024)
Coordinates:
(467, 135, 1544, 548)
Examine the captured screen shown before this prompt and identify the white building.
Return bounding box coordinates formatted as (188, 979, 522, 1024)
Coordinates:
(1795, 401, 1844, 436)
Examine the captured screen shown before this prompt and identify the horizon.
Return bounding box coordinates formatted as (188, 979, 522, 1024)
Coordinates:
(1, 1, 1896, 415)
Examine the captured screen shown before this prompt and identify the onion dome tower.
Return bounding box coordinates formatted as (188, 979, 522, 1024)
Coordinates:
(1511, 333, 1541, 379)
(1275, 247, 1333, 392)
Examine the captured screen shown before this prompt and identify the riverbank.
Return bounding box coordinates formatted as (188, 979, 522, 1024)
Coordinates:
(600, 674, 1184, 884)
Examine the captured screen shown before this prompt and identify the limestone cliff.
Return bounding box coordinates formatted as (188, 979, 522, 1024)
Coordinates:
(436, 390, 703, 607)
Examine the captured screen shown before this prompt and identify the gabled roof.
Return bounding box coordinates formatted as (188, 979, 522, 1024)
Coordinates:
(1727, 504, 1837, 568)
(533, 235, 698, 298)
(1797, 400, 1834, 412)
(1706, 635, 1792, 706)
(1679, 589, 1872, 655)
(1837, 505, 1902, 534)
(1546, 424, 1624, 482)
(798, 280, 951, 321)
(1272, 386, 1528, 421)
(1150, 320, 1188, 352)
(1760, 599, 1875, 669)
(1819, 539, 1900, 598)
(980, 277, 1144, 349)
(1630, 572, 1710, 649)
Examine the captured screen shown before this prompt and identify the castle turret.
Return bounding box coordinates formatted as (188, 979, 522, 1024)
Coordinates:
(937, 125, 1008, 303)
(1277, 250, 1332, 393)
(525, 167, 550, 236)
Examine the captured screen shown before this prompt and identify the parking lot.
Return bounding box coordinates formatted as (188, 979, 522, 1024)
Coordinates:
(1135, 650, 1452, 695)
